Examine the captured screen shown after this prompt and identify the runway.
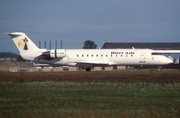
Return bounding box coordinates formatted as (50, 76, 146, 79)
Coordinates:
(0, 70, 180, 82)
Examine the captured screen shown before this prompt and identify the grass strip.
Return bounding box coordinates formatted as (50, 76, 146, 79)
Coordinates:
(0, 82, 180, 117)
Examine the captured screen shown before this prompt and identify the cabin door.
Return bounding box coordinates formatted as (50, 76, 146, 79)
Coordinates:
(140, 53, 146, 63)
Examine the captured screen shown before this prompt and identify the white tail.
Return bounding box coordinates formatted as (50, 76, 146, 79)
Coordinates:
(8, 32, 39, 53)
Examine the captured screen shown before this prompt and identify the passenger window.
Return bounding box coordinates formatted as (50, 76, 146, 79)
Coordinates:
(77, 54, 79, 57)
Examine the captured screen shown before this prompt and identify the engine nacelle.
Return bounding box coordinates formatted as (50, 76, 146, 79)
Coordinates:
(42, 49, 66, 59)
(50, 49, 66, 58)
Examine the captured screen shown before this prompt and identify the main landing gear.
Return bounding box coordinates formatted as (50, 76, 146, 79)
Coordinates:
(85, 67, 91, 72)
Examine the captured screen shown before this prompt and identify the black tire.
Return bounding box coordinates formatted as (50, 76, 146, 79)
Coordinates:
(85, 67, 91, 72)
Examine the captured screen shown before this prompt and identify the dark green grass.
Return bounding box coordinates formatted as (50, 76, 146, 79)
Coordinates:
(0, 82, 180, 118)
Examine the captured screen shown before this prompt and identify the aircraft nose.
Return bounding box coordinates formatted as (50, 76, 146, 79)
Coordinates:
(161, 57, 173, 64)
(167, 59, 173, 64)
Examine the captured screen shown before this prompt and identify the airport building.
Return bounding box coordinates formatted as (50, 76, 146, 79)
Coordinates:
(102, 42, 180, 50)
(102, 42, 180, 69)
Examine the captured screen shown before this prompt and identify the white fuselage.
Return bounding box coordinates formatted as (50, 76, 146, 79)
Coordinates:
(28, 49, 173, 67)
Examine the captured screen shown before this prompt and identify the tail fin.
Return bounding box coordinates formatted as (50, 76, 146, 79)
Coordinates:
(7, 32, 39, 53)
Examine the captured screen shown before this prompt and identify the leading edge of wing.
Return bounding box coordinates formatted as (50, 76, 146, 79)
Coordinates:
(75, 61, 115, 67)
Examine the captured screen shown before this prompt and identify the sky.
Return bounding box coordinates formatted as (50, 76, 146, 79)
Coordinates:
(0, 0, 180, 53)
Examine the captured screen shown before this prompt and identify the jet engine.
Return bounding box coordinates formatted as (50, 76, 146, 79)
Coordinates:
(42, 49, 66, 58)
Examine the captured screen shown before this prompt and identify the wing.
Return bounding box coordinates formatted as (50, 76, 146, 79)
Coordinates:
(75, 61, 109, 67)
(74, 60, 118, 68)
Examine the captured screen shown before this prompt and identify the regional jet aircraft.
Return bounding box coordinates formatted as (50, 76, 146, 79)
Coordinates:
(7, 32, 179, 71)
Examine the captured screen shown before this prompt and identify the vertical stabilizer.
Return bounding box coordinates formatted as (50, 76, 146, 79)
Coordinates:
(7, 32, 39, 53)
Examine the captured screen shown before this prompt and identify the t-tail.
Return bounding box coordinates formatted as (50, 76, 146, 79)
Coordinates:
(7, 32, 40, 53)
(7, 32, 46, 61)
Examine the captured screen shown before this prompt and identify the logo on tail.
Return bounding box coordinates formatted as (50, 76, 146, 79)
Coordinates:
(17, 38, 28, 51)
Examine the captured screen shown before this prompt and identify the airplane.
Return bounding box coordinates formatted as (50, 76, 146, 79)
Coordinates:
(7, 32, 180, 71)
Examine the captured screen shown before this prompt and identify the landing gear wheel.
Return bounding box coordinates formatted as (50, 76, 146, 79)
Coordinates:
(85, 67, 91, 72)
